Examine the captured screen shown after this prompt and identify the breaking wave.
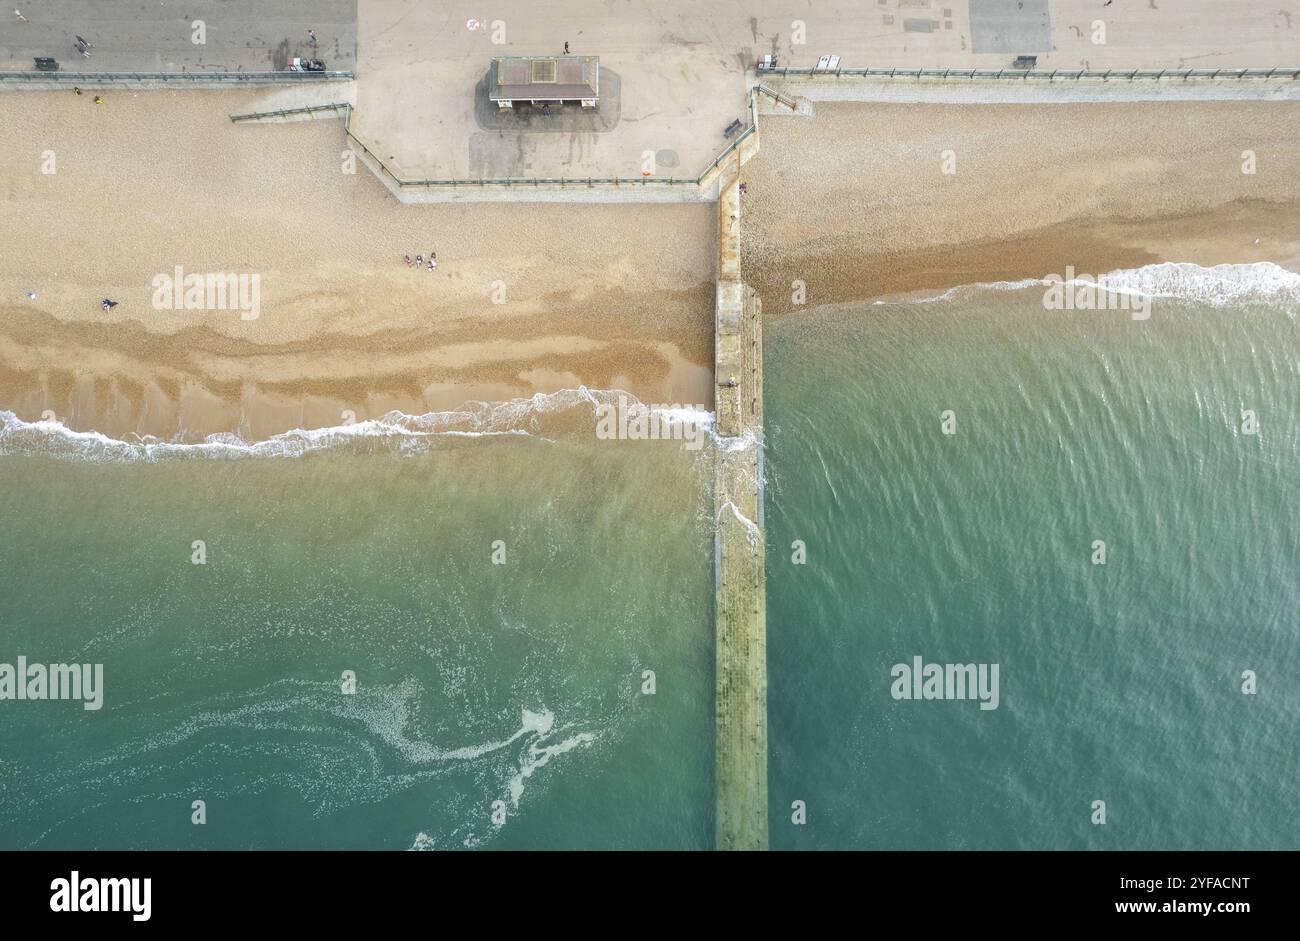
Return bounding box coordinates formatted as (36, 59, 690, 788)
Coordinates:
(0, 387, 718, 462)
(895, 261, 1300, 310)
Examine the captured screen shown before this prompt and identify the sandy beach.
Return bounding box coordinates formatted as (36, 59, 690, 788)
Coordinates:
(741, 101, 1300, 314)
(3, 90, 1300, 442)
(0, 89, 716, 441)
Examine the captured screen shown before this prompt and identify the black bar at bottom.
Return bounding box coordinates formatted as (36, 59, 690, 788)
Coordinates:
(0, 850, 1289, 926)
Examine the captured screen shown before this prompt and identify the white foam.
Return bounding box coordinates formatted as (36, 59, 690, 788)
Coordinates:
(0, 387, 721, 461)
(718, 500, 762, 548)
(506, 730, 596, 809)
(1092, 262, 1300, 307)
(333, 681, 554, 765)
(900, 261, 1300, 309)
(520, 707, 556, 736)
(715, 426, 763, 452)
(22, 674, 600, 849)
(653, 404, 715, 428)
(407, 706, 598, 849)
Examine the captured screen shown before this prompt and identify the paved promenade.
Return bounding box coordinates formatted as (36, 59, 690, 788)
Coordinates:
(0, 0, 355, 72)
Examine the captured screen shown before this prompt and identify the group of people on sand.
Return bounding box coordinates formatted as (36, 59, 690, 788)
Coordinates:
(404, 252, 437, 272)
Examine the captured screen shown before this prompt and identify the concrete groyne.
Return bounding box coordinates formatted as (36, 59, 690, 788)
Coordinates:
(713, 147, 767, 851)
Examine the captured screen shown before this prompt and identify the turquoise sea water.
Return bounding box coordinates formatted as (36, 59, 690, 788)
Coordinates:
(1, 264, 1296, 849)
(765, 271, 1298, 849)
(0, 401, 714, 849)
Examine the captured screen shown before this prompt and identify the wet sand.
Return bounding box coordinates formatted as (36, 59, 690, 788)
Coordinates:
(0, 89, 716, 441)
(741, 101, 1300, 313)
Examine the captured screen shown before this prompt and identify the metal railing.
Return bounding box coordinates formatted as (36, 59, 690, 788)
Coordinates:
(230, 102, 352, 123)
(9, 65, 755, 190)
(0, 70, 354, 84)
(754, 83, 800, 110)
(760, 66, 1300, 81)
(338, 91, 759, 191)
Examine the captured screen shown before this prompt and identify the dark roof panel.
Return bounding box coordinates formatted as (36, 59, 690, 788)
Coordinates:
(490, 56, 599, 101)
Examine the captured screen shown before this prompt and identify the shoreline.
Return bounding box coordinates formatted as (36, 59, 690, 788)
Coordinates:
(0, 89, 717, 442)
(4, 94, 1300, 443)
(747, 199, 1300, 316)
(742, 101, 1300, 316)
(0, 386, 718, 460)
(2, 250, 1294, 453)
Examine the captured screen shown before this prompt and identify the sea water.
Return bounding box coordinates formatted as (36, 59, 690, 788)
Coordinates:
(2, 262, 1296, 850)
(765, 263, 1299, 849)
(0, 392, 714, 849)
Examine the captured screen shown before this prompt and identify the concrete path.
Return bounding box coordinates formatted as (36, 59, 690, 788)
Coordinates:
(1, 0, 356, 72)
